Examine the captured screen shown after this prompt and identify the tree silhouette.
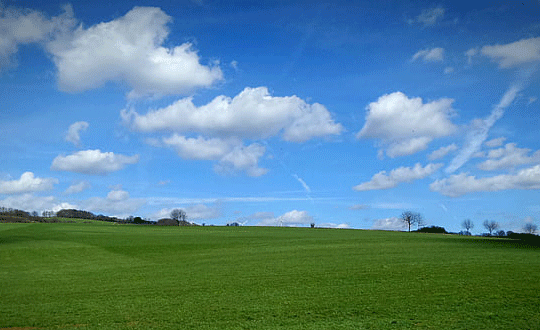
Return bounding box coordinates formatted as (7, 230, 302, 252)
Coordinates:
(401, 211, 423, 232)
(462, 219, 474, 235)
(483, 220, 499, 236)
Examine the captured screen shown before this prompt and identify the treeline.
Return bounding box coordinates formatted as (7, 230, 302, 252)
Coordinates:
(0, 206, 196, 226)
(0, 207, 151, 225)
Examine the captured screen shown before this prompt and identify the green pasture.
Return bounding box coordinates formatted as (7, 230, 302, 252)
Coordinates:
(1, 223, 539, 329)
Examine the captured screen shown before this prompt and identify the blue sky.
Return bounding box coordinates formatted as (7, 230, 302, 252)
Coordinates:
(2, 0, 540, 232)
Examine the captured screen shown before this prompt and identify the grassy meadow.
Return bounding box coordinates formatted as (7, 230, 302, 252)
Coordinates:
(1, 222, 539, 329)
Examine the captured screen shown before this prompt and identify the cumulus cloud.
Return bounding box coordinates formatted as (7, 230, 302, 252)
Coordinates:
(357, 92, 456, 157)
(0, 193, 76, 213)
(318, 223, 351, 229)
(411, 48, 444, 62)
(159, 134, 268, 176)
(84, 187, 145, 217)
(481, 37, 540, 68)
(46, 6, 222, 96)
(446, 85, 520, 173)
(465, 48, 478, 65)
(428, 143, 458, 160)
(0, 172, 58, 195)
(0, 4, 75, 70)
(64, 181, 90, 194)
(485, 137, 506, 148)
(256, 210, 314, 226)
(444, 67, 454, 74)
(430, 164, 540, 197)
(477, 143, 540, 171)
(122, 87, 343, 142)
(371, 217, 407, 231)
(353, 163, 442, 191)
(51, 149, 139, 175)
(408, 7, 445, 27)
(65, 121, 89, 147)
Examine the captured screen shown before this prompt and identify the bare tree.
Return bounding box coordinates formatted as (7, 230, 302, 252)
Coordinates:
(401, 211, 423, 232)
(483, 220, 499, 236)
(462, 219, 474, 235)
(171, 209, 187, 223)
(523, 223, 538, 234)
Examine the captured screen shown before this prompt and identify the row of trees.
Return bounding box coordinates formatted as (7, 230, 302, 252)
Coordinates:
(401, 211, 538, 236)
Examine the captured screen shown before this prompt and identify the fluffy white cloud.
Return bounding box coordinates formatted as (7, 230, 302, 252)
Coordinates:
(477, 143, 540, 171)
(357, 92, 456, 157)
(411, 48, 444, 62)
(0, 193, 76, 213)
(84, 188, 145, 217)
(428, 143, 458, 160)
(51, 149, 139, 175)
(371, 217, 407, 231)
(151, 204, 222, 221)
(65, 121, 88, 147)
(444, 67, 454, 74)
(0, 4, 75, 70)
(408, 7, 445, 27)
(318, 223, 351, 229)
(214, 143, 268, 177)
(64, 181, 90, 194)
(162, 134, 267, 176)
(122, 87, 343, 142)
(0, 172, 58, 195)
(485, 137, 506, 148)
(481, 37, 540, 68)
(256, 210, 314, 226)
(430, 164, 540, 197)
(46, 6, 222, 96)
(353, 163, 442, 191)
(163, 135, 238, 160)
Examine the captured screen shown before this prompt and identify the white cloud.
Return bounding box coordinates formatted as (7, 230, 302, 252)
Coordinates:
(318, 223, 351, 229)
(0, 172, 58, 195)
(0, 193, 76, 213)
(51, 149, 139, 175)
(446, 85, 520, 173)
(0, 4, 75, 70)
(214, 143, 268, 177)
(444, 67, 454, 74)
(371, 217, 407, 231)
(65, 121, 89, 147)
(257, 210, 314, 226)
(428, 143, 458, 160)
(481, 37, 540, 68)
(357, 92, 456, 157)
(430, 164, 540, 197)
(408, 7, 445, 27)
(162, 135, 238, 160)
(465, 48, 478, 65)
(64, 181, 90, 194)
(477, 143, 540, 171)
(411, 48, 444, 62)
(485, 137, 506, 148)
(84, 188, 145, 217)
(122, 87, 343, 142)
(161, 134, 268, 176)
(353, 163, 442, 191)
(46, 6, 222, 96)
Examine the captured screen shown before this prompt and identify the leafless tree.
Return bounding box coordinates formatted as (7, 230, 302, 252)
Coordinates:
(483, 220, 499, 236)
(401, 211, 423, 232)
(171, 209, 187, 222)
(523, 223, 538, 234)
(462, 219, 474, 234)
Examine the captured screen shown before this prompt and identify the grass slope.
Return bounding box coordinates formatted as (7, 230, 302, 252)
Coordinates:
(1, 223, 539, 329)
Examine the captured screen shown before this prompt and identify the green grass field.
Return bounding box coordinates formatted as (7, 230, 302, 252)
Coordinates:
(1, 223, 539, 329)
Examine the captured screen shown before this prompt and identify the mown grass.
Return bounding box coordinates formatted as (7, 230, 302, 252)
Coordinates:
(1, 223, 539, 329)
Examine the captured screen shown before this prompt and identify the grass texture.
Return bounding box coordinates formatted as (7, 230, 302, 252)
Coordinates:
(1, 223, 539, 329)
